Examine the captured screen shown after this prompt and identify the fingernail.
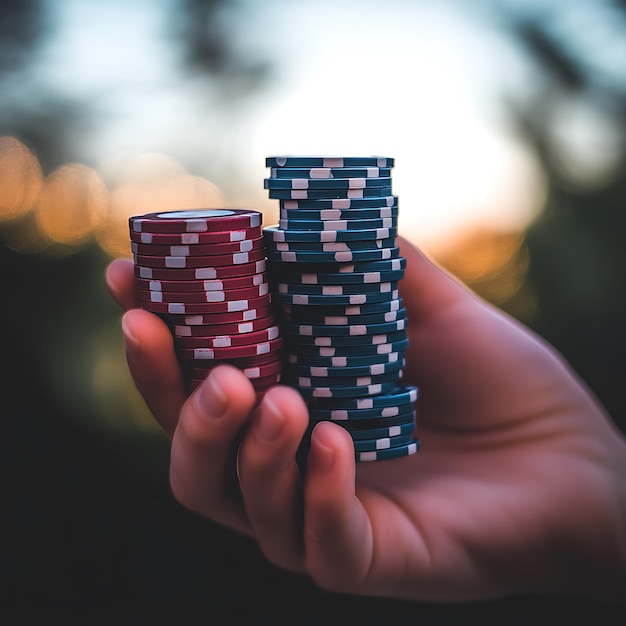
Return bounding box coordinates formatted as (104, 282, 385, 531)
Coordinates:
(310, 423, 335, 473)
(121, 314, 140, 364)
(199, 369, 228, 419)
(255, 394, 284, 442)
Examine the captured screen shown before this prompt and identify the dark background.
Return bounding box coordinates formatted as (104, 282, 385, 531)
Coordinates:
(2, 0, 625, 623)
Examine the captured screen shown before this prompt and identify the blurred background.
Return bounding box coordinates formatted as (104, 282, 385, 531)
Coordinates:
(2, 0, 625, 622)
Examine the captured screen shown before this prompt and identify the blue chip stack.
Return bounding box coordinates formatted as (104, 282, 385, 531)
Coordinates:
(263, 156, 420, 462)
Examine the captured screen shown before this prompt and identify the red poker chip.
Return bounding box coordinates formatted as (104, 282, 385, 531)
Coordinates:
(129, 208, 262, 233)
(139, 294, 271, 315)
(134, 247, 265, 268)
(178, 336, 283, 360)
(136, 272, 267, 293)
(130, 225, 262, 245)
(190, 359, 282, 381)
(189, 371, 282, 389)
(131, 236, 264, 257)
(134, 259, 267, 281)
(176, 325, 280, 349)
(186, 350, 281, 369)
(163, 306, 274, 326)
(137, 283, 269, 304)
(173, 315, 276, 337)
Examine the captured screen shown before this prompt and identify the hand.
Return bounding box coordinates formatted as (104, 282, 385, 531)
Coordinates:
(105, 236, 626, 603)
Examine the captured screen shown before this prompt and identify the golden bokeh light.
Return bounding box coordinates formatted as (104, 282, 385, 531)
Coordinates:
(34, 163, 108, 246)
(96, 155, 226, 259)
(0, 136, 43, 222)
(432, 227, 529, 306)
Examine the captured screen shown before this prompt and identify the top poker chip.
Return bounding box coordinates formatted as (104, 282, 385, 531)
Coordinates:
(129, 209, 262, 234)
(266, 156, 394, 168)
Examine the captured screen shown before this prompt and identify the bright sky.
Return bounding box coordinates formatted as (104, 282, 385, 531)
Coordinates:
(39, 0, 546, 250)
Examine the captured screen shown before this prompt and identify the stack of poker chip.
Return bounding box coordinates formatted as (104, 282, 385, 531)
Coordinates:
(129, 209, 282, 400)
(262, 156, 420, 462)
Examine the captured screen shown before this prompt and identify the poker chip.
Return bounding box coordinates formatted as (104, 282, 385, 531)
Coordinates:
(134, 247, 266, 268)
(268, 186, 392, 200)
(350, 433, 414, 452)
(138, 283, 269, 304)
(271, 269, 405, 286)
(268, 234, 397, 249)
(291, 337, 409, 358)
(274, 290, 400, 307)
(285, 367, 403, 389)
(189, 350, 281, 370)
(291, 380, 399, 398)
(136, 273, 267, 293)
(131, 236, 264, 257)
(278, 216, 396, 231)
(190, 359, 282, 381)
(176, 325, 280, 348)
(307, 403, 416, 421)
(266, 156, 395, 168)
(129, 208, 262, 233)
(319, 421, 416, 442)
(282, 297, 403, 319)
(270, 166, 393, 179)
(356, 440, 420, 462)
(307, 384, 418, 410)
(266, 247, 401, 264)
(178, 337, 283, 360)
(265, 224, 397, 242)
(277, 281, 396, 295)
(279, 195, 397, 209)
(264, 177, 392, 190)
(163, 306, 273, 326)
(173, 315, 276, 337)
(290, 357, 405, 378)
(134, 259, 267, 280)
(287, 350, 405, 368)
(283, 318, 406, 338)
(137, 293, 271, 315)
(130, 225, 262, 245)
(309, 408, 416, 425)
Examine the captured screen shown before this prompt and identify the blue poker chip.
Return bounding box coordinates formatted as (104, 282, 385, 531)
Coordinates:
(307, 384, 418, 409)
(356, 439, 420, 462)
(280, 307, 407, 327)
(264, 177, 392, 190)
(293, 338, 410, 357)
(290, 357, 405, 377)
(282, 257, 406, 275)
(266, 236, 397, 251)
(279, 195, 398, 210)
(282, 297, 403, 319)
(271, 269, 405, 286)
(283, 318, 406, 338)
(288, 380, 398, 398)
(278, 216, 396, 231)
(274, 288, 400, 306)
(278, 206, 400, 221)
(309, 409, 415, 427)
(287, 350, 405, 368)
(350, 433, 414, 452)
(264, 224, 397, 242)
(268, 186, 392, 200)
(267, 156, 395, 168)
(276, 281, 398, 296)
(285, 328, 407, 347)
(270, 166, 392, 179)
(308, 407, 417, 428)
(308, 402, 416, 421)
(286, 366, 402, 388)
(266, 246, 400, 263)
(334, 421, 416, 441)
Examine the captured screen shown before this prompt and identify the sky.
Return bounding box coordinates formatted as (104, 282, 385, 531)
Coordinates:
(33, 0, 547, 250)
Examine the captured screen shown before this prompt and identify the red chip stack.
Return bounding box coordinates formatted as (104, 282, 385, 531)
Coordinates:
(129, 208, 282, 401)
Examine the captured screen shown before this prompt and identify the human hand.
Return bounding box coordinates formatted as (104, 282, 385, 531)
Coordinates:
(105, 236, 626, 603)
